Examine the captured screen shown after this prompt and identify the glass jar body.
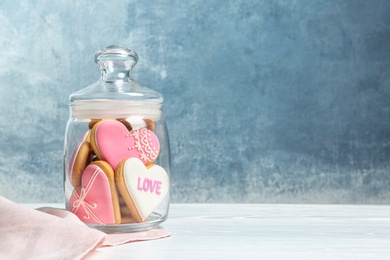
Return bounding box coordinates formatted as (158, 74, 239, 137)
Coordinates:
(63, 99, 170, 233)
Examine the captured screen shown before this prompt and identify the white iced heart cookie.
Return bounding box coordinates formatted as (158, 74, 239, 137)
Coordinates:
(116, 157, 169, 223)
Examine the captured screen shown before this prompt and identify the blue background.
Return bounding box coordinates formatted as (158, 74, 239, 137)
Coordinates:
(0, 0, 389, 203)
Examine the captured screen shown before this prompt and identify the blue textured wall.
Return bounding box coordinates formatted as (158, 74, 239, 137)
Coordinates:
(0, 0, 389, 203)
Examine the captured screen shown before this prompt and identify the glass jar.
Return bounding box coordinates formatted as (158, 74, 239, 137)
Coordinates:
(63, 46, 170, 233)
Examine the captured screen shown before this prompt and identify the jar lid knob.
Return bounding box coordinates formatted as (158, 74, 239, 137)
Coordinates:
(94, 45, 139, 82)
(94, 45, 138, 66)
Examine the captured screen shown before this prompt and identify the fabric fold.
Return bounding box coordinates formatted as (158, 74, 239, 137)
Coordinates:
(0, 196, 171, 260)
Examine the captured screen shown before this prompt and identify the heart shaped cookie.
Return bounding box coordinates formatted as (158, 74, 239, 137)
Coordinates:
(91, 120, 160, 170)
(69, 161, 121, 224)
(67, 131, 92, 188)
(116, 158, 169, 223)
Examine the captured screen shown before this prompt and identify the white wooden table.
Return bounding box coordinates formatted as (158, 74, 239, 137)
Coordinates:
(32, 203, 390, 259)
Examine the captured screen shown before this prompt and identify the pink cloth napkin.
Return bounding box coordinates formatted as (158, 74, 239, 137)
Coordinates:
(0, 196, 171, 260)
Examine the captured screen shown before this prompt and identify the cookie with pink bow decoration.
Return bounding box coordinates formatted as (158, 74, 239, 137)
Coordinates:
(69, 160, 121, 224)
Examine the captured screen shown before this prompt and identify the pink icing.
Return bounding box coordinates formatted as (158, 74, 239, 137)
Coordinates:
(137, 177, 162, 195)
(69, 164, 116, 224)
(94, 120, 160, 170)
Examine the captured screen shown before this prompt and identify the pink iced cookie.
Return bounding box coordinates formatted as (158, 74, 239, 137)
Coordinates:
(69, 161, 121, 224)
(116, 158, 169, 223)
(91, 120, 160, 170)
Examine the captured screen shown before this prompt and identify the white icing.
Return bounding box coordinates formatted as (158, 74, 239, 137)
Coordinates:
(123, 158, 169, 221)
(129, 128, 159, 162)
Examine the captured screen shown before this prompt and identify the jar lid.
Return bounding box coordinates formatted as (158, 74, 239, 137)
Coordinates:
(69, 46, 163, 120)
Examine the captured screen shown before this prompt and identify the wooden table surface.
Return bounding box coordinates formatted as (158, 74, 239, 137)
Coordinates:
(29, 203, 390, 259)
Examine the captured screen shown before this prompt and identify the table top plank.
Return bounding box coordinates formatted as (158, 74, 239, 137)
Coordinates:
(26, 203, 390, 259)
